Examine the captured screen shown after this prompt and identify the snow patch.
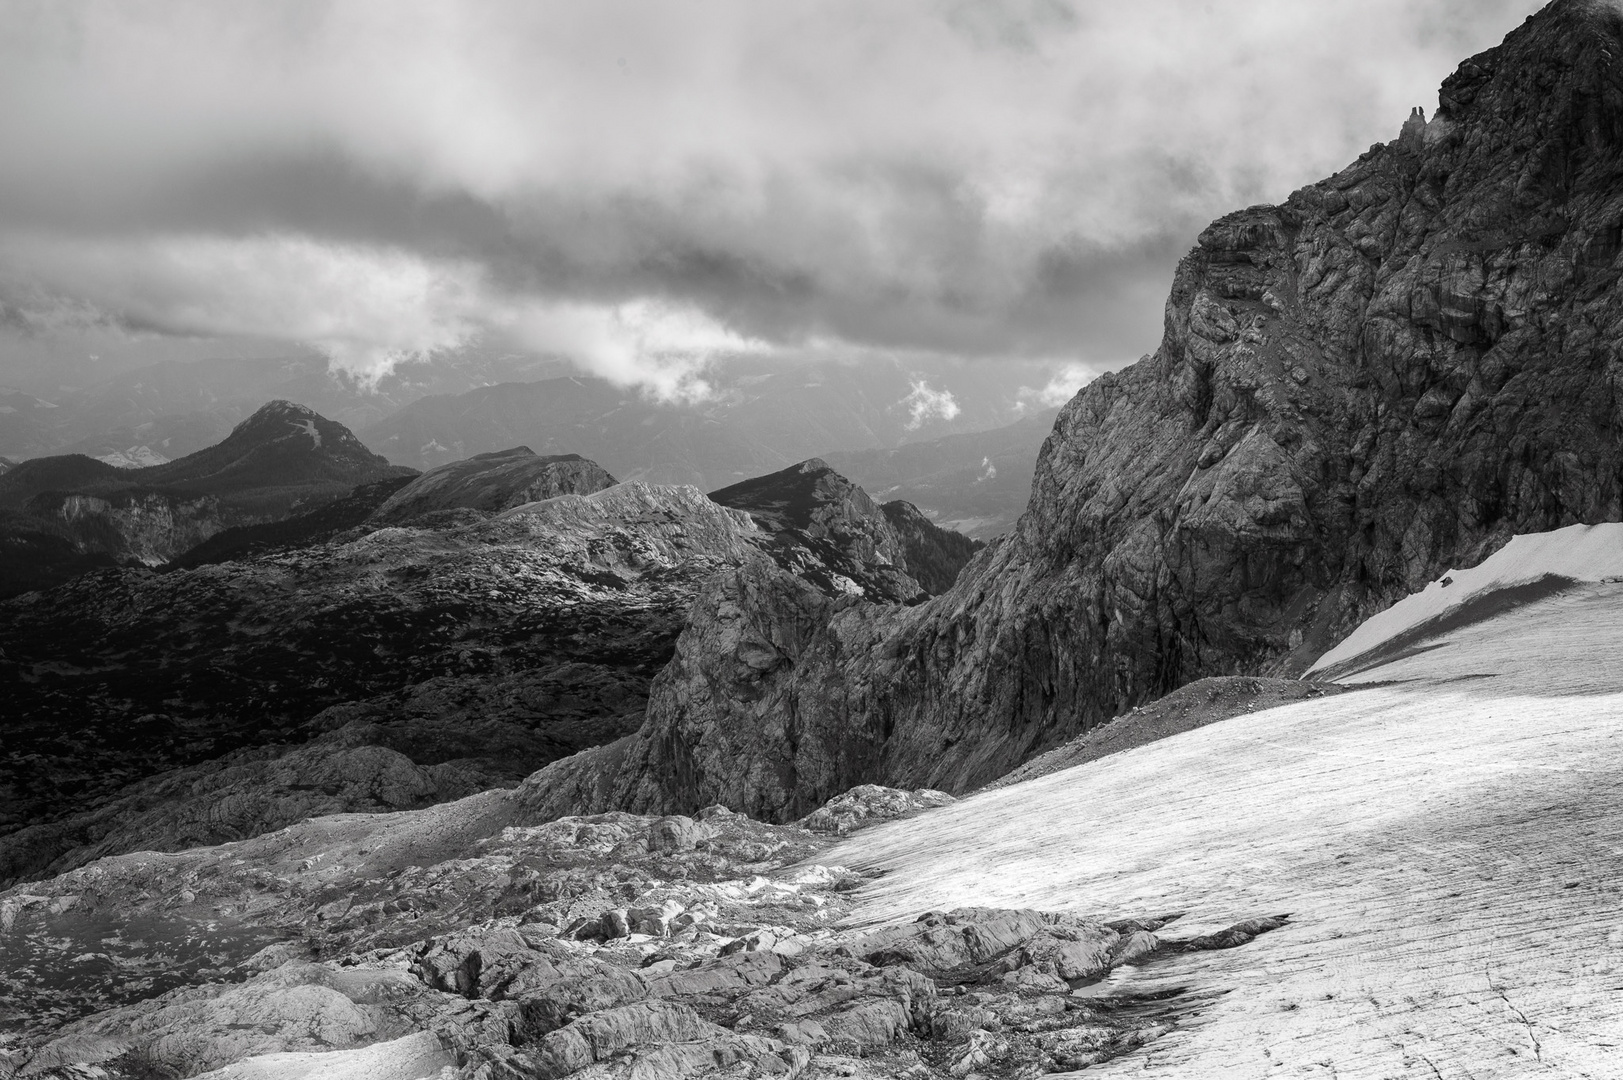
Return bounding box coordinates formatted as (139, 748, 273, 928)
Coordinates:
(1309, 523, 1623, 675)
(288, 419, 322, 448)
(96, 446, 170, 469)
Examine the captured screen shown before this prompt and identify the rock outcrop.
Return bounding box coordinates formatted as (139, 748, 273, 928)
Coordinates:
(26, 487, 223, 565)
(517, 0, 1623, 820)
(368, 447, 617, 525)
(166, 474, 417, 568)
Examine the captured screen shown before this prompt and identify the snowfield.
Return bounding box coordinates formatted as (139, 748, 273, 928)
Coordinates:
(840, 529, 1623, 1078)
(1310, 521, 1623, 676)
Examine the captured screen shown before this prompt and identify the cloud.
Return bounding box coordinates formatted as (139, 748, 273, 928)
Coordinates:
(0, 233, 487, 384)
(1016, 362, 1096, 412)
(504, 298, 766, 402)
(0, 232, 761, 396)
(899, 379, 962, 430)
(0, 0, 1543, 390)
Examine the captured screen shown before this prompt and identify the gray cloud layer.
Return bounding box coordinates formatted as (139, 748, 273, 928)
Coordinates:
(0, 0, 1540, 393)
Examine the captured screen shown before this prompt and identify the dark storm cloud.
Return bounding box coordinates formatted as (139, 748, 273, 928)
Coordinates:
(0, 0, 1544, 394)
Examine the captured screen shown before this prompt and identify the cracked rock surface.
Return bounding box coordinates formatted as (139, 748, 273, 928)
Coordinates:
(0, 787, 1287, 1079)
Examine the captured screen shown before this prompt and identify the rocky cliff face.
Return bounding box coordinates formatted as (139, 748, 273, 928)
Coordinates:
(166, 474, 416, 568)
(369, 447, 617, 525)
(28, 489, 224, 566)
(519, 0, 1623, 821)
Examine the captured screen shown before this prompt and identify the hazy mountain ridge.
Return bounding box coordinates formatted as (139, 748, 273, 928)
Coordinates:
(0, 352, 574, 463)
(358, 363, 1043, 489)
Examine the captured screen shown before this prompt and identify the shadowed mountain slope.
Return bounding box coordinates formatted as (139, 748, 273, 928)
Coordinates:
(0, 480, 754, 884)
(165, 475, 418, 569)
(0, 401, 414, 595)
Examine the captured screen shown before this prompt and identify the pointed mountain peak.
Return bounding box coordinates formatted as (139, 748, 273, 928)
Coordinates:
(128, 399, 407, 497)
(710, 458, 869, 533)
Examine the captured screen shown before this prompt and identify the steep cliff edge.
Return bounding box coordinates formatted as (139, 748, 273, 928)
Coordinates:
(520, 0, 1623, 820)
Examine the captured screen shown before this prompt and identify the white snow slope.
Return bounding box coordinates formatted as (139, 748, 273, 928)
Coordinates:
(838, 526, 1623, 1078)
(1309, 522, 1623, 676)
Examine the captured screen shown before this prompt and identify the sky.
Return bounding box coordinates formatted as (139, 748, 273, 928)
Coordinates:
(0, 0, 1543, 401)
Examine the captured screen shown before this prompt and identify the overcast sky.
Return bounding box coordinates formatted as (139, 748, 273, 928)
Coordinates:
(0, 0, 1541, 399)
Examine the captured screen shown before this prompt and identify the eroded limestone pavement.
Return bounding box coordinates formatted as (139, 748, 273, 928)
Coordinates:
(0, 786, 1285, 1079)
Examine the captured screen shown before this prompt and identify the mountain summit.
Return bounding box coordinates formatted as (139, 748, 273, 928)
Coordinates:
(134, 399, 404, 498)
(0, 401, 412, 591)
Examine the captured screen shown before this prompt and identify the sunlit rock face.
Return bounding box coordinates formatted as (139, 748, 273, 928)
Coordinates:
(518, 0, 1623, 820)
(27, 489, 225, 566)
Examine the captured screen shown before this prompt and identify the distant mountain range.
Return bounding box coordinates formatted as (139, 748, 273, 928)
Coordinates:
(356, 361, 1050, 489)
(0, 401, 412, 596)
(3, 353, 1055, 475)
(0, 351, 573, 463)
(2, 356, 1064, 546)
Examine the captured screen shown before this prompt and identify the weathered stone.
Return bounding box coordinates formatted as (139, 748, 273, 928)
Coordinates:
(798, 785, 957, 836)
(646, 815, 709, 854)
